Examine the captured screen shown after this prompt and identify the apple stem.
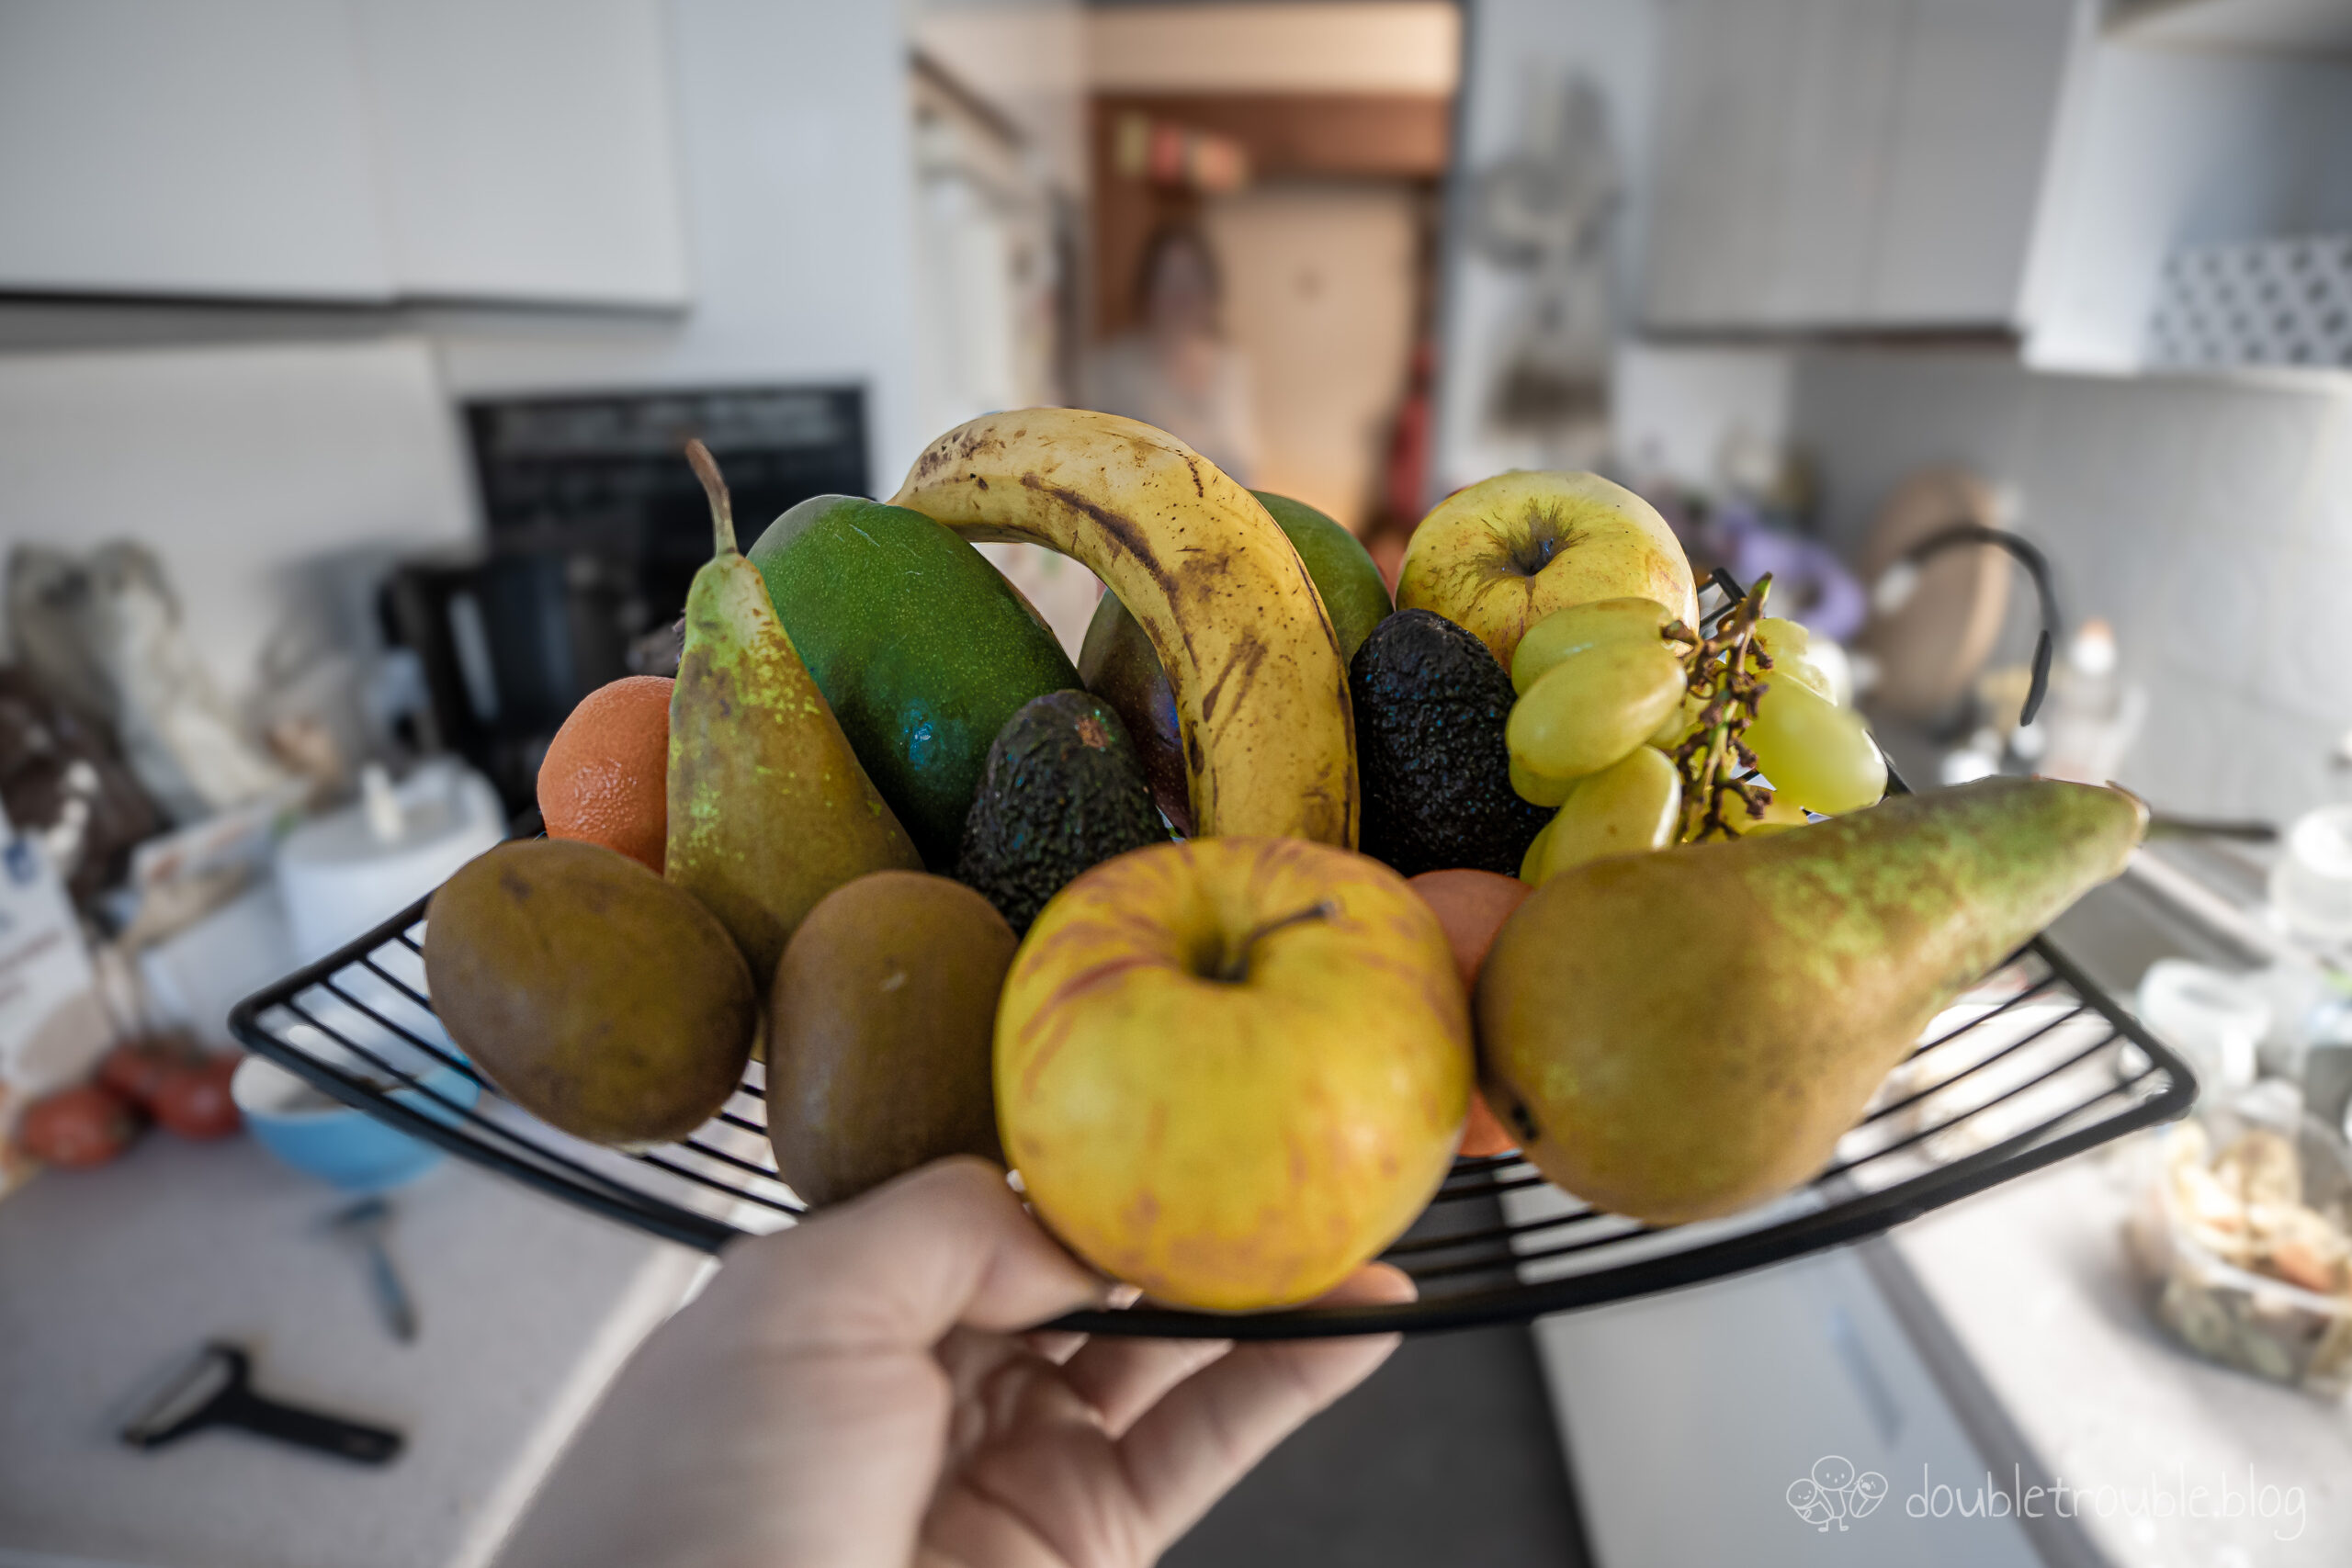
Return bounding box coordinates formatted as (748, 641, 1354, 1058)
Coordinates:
(1216, 899, 1338, 983)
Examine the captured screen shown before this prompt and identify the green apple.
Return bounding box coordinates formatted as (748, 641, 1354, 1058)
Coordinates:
(1079, 491, 1392, 834)
(1396, 471, 1696, 670)
(995, 836, 1470, 1311)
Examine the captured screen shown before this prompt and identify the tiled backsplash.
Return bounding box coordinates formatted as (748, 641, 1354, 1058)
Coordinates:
(1790, 350, 2352, 825)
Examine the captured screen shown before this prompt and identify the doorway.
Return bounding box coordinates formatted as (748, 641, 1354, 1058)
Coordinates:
(1204, 180, 1424, 531)
(1086, 91, 1450, 536)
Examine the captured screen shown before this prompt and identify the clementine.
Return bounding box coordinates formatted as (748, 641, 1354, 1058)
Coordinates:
(1408, 868, 1531, 1157)
(538, 675, 673, 873)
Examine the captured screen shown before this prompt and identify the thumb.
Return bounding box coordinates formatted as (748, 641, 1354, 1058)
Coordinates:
(718, 1156, 1110, 1352)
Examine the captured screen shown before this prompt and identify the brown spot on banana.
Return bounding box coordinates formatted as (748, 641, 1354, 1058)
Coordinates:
(891, 409, 1357, 846)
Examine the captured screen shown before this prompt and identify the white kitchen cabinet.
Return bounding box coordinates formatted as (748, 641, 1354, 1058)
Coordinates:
(2018, 28, 2352, 370)
(1865, 0, 2073, 325)
(1645, 0, 1800, 328)
(1647, 0, 1910, 329)
(353, 0, 690, 307)
(1764, 0, 1907, 325)
(1645, 0, 2073, 333)
(1642, 0, 2352, 367)
(0, 0, 392, 299)
(0, 0, 689, 307)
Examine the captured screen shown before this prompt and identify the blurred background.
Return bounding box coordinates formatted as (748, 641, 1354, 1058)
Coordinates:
(4, 3, 2352, 1566)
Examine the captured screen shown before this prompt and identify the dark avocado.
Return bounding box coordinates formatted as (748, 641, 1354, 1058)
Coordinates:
(956, 691, 1167, 933)
(1351, 608, 1551, 877)
(1077, 592, 1192, 834)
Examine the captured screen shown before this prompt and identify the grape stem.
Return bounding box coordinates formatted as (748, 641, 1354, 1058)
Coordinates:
(1668, 575, 1777, 841)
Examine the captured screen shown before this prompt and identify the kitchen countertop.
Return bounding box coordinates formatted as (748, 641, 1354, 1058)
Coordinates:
(1885, 1153, 2352, 1568)
(1867, 848, 2352, 1568)
(0, 1130, 707, 1568)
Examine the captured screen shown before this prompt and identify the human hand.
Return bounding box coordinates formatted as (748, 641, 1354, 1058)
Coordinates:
(497, 1157, 1412, 1568)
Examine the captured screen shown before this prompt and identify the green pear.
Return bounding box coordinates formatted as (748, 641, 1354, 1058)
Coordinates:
(1476, 777, 2146, 1224)
(667, 442, 921, 979)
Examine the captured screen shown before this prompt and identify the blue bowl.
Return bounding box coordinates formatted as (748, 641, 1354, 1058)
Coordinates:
(233, 1053, 481, 1192)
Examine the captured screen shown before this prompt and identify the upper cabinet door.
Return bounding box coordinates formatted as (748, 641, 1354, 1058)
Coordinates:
(1644, 0, 2078, 333)
(0, 0, 392, 299)
(0, 0, 689, 307)
(1645, 0, 1809, 329)
(354, 0, 692, 308)
(1864, 0, 2075, 325)
(1758, 0, 1907, 326)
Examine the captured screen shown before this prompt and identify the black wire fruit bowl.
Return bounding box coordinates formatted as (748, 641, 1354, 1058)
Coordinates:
(229, 896, 2192, 1339)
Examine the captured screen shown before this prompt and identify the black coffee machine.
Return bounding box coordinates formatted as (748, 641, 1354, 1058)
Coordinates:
(384, 385, 868, 812)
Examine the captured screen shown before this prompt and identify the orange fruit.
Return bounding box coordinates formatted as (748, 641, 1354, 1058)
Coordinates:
(538, 676, 673, 873)
(1408, 868, 1531, 1158)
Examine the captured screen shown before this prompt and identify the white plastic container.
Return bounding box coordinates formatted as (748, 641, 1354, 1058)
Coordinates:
(273, 760, 504, 965)
(2136, 959, 2270, 1100)
(2270, 806, 2352, 947)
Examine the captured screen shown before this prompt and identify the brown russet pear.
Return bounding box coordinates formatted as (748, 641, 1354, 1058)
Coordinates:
(764, 870, 1014, 1206)
(668, 442, 920, 980)
(1476, 777, 2146, 1224)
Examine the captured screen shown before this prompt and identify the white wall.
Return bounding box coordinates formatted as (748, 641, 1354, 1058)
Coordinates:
(1790, 351, 2352, 824)
(911, 0, 1089, 198)
(0, 338, 475, 703)
(420, 0, 931, 493)
(1432, 0, 1660, 494)
(1612, 342, 1796, 491)
(0, 0, 940, 705)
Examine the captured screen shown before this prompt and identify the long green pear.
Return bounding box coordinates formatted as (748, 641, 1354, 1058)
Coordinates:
(668, 441, 920, 979)
(1476, 777, 2146, 1224)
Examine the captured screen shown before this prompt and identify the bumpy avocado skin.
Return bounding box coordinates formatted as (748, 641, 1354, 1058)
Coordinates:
(749, 495, 1081, 870)
(956, 692, 1167, 933)
(1352, 609, 1552, 878)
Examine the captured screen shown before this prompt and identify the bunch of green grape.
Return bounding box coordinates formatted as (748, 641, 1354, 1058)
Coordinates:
(1504, 597, 1885, 886)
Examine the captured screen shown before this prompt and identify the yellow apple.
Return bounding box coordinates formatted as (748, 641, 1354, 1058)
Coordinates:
(1397, 471, 1698, 669)
(996, 837, 1471, 1311)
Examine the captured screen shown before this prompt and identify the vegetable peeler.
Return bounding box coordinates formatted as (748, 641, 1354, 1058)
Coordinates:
(119, 1342, 403, 1465)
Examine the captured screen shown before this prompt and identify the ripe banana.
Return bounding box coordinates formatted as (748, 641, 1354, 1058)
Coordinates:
(892, 409, 1358, 847)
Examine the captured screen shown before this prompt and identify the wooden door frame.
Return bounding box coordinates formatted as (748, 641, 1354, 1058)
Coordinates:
(1088, 92, 1452, 341)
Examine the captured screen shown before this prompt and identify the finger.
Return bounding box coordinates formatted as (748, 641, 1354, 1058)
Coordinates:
(717, 1157, 1108, 1353)
(1057, 1332, 1232, 1438)
(1021, 1328, 1091, 1366)
(1115, 1264, 1415, 1546)
(933, 1327, 1066, 1474)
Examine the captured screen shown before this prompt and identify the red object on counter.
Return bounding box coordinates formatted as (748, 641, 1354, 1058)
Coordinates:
(98, 1039, 187, 1109)
(18, 1083, 141, 1168)
(152, 1055, 243, 1141)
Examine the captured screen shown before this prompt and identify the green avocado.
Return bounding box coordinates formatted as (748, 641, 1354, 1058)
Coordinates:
(956, 692, 1166, 933)
(1077, 491, 1390, 834)
(1250, 491, 1394, 662)
(748, 495, 1081, 869)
